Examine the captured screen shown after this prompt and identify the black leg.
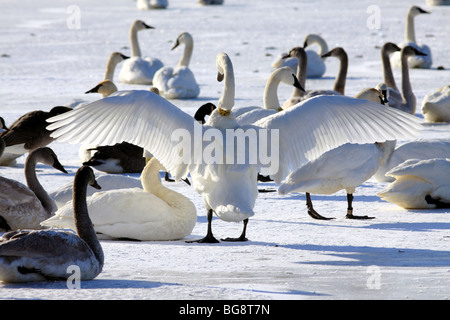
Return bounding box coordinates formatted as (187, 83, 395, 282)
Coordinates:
(306, 193, 334, 220)
(222, 219, 249, 242)
(164, 172, 175, 182)
(186, 209, 220, 243)
(345, 193, 375, 219)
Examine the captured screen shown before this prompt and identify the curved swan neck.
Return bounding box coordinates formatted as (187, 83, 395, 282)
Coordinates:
(405, 10, 416, 43)
(73, 167, 104, 264)
(334, 50, 348, 95)
(130, 24, 142, 57)
(104, 53, 127, 81)
(401, 50, 416, 113)
(381, 45, 398, 91)
(288, 47, 307, 98)
(217, 54, 235, 111)
(24, 153, 56, 216)
(263, 72, 282, 110)
(305, 34, 328, 55)
(177, 34, 193, 67)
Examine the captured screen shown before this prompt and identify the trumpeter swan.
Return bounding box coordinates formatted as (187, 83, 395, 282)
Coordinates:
(42, 158, 197, 241)
(153, 32, 200, 99)
(0, 106, 71, 166)
(137, 0, 168, 10)
(378, 158, 450, 209)
(103, 52, 129, 82)
(0, 166, 103, 283)
(47, 52, 422, 243)
(390, 6, 432, 69)
(0, 147, 67, 231)
(119, 20, 163, 85)
(421, 85, 450, 122)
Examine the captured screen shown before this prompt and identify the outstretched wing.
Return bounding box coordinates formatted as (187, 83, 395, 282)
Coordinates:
(254, 95, 422, 183)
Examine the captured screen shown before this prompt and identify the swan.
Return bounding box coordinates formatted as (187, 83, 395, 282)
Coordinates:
(377, 158, 450, 209)
(42, 158, 197, 241)
(354, 84, 388, 105)
(198, 0, 224, 5)
(152, 32, 200, 99)
(118, 20, 163, 85)
(0, 166, 103, 283)
(372, 138, 450, 182)
(271, 34, 327, 79)
(47, 52, 422, 243)
(233, 67, 303, 125)
(421, 85, 450, 122)
(85, 80, 118, 98)
(103, 52, 129, 82)
(380, 42, 402, 105)
(390, 6, 432, 69)
(388, 46, 427, 114)
(137, 0, 168, 10)
(0, 147, 67, 231)
(0, 106, 71, 166)
(282, 47, 347, 109)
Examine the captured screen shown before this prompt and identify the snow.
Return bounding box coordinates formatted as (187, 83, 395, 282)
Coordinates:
(0, 0, 450, 301)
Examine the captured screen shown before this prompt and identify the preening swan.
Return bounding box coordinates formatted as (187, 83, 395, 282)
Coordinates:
(377, 158, 450, 209)
(0, 166, 103, 283)
(119, 20, 163, 85)
(0, 106, 71, 166)
(421, 85, 450, 122)
(42, 158, 197, 241)
(0, 147, 67, 231)
(390, 6, 432, 69)
(372, 138, 450, 182)
(281, 47, 347, 109)
(153, 32, 200, 99)
(47, 52, 421, 243)
(388, 46, 427, 114)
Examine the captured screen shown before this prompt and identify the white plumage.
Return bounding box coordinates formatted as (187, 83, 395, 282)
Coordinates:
(421, 85, 450, 123)
(47, 53, 422, 242)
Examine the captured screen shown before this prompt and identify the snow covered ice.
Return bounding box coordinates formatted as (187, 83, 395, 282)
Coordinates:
(0, 0, 449, 301)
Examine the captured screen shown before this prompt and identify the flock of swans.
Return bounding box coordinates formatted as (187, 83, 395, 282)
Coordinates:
(0, 3, 449, 283)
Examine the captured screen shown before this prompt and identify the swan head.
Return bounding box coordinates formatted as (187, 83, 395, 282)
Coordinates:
(171, 32, 193, 50)
(283, 46, 306, 61)
(131, 20, 155, 32)
(303, 34, 324, 48)
(408, 6, 430, 17)
(28, 147, 68, 174)
(110, 52, 129, 64)
(79, 165, 101, 190)
(149, 86, 160, 95)
(216, 52, 235, 113)
(382, 42, 401, 55)
(321, 47, 346, 59)
(273, 67, 304, 92)
(376, 83, 388, 104)
(402, 46, 427, 58)
(85, 80, 118, 98)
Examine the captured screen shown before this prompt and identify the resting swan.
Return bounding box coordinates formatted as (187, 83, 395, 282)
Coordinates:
(42, 158, 197, 241)
(0, 147, 67, 231)
(377, 158, 450, 209)
(421, 85, 450, 122)
(137, 0, 168, 10)
(390, 6, 432, 69)
(47, 52, 422, 243)
(103, 52, 129, 82)
(282, 47, 347, 109)
(119, 20, 163, 85)
(152, 32, 200, 99)
(0, 166, 103, 283)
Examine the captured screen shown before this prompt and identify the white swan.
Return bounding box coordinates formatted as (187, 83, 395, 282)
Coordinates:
(137, 0, 168, 10)
(0, 166, 103, 283)
(42, 158, 197, 241)
(282, 47, 347, 109)
(47, 52, 422, 243)
(421, 85, 450, 122)
(85, 80, 118, 98)
(119, 20, 163, 85)
(152, 32, 200, 99)
(271, 34, 327, 79)
(377, 158, 450, 209)
(0, 106, 71, 166)
(390, 6, 432, 69)
(0, 147, 67, 231)
(103, 52, 129, 81)
(372, 138, 450, 182)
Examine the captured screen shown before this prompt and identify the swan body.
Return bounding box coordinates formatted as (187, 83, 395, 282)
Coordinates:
(390, 6, 432, 69)
(421, 85, 450, 122)
(137, 0, 168, 10)
(119, 20, 163, 85)
(153, 32, 200, 99)
(0, 148, 67, 232)
(42, 158, 197, 241)
(377, 158, 450, 209)
(373, 138, 450, 182)
(47, 53, 422, 242)
(0, 106, 71, 166)
(0, 166, 103, 283)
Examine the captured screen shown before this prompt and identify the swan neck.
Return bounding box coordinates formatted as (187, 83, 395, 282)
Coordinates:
(73, 172, 104, 265)
(219, 60, 235, 110)
(178, 40, 193, 67)
(405, 13, 416, 43)
(263, 73, 281, 110)
(130, 26, 142, 57)
(334, 52, 348, 95)
(314, 36, 328, 55)
(104, 56, 118, 81)
(381, 48, 398, 91)
(293, 51, 307, 97)
(24, 154, 55, 216)
(401, 51, 416, 113)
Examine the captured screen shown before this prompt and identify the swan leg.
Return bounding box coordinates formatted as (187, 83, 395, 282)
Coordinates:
(345, 193, 375, 219)
(306, 193, 334, 220)
(165, 171, 191, 185)
(257, 174, 276, 193)
(186, 209, 220, 243)
(222, 219, 249, 242)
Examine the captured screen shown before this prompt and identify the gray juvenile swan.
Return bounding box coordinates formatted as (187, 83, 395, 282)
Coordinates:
(0, 166, 104, 283)
(0, 147, 67, 231)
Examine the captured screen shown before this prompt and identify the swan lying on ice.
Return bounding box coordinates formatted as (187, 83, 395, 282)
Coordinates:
(421, 85, 450, 123)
